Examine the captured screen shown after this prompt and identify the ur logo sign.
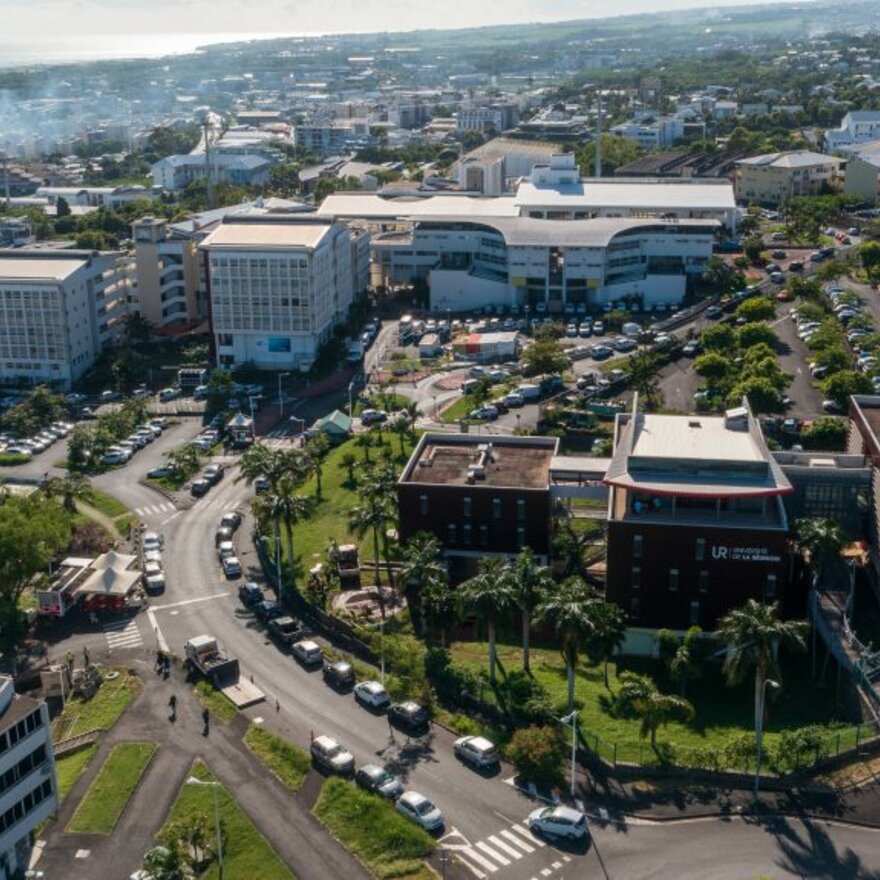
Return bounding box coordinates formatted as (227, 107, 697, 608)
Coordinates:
(711, 546, 728, 560)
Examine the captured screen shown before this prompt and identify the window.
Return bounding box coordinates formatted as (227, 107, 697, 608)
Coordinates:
(668, 569, 679, 592)
(765, 574, 777, 600)
(698, 570, 709, 593)
(463, 496, 472, 517)
(447, 524, 457, 544)
(463, 524, 472, 546)
(492, 497, 502, 519)
(629, 596, 641, 620)
(689, 600, 701, 626)
(517, 526, 526, 548)
(633, 535, 644, 559)
(695, 538, 705, 562)
(516, 499, 526, 521)
(419, 493, 428, 516)
(631, 566, 641, 590)
(479, 525, 488, 547)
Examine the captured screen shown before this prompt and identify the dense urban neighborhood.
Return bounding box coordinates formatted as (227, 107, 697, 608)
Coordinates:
(5, 3, 880, 880)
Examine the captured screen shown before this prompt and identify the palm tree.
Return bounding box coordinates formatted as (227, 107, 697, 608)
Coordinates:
(624, 351, 661, 408)
(355, 430, 374, 464)
(305, 434, 329, 498)
(718, 600, 809, 772)
(616, 671, 695, 752)
(510, 548, 554, 674)
(274, 476, 312, 594)
(459, 557, 515, 685)
(341, 452, 358, 486)
(399, 532, 445, 631)
(537, 577, 602, 712)
(402, 401, 420, 437)
(421, 573, 456, 648)
(254, 490, 286, 594)
(588, 601, 628, 688)
(348, 492, 396, 614)
(237, 444, 294, 490)
(794, 517, 845, 583)
(391, 416, 410, 457)
(45, 473, 92, 513)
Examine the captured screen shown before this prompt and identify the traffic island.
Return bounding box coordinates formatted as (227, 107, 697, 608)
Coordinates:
(66, 741, 158, 834)
(313, 776, 435, 880)
(243, 724, 311, 792)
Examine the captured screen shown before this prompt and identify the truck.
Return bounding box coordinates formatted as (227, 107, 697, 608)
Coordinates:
(267, 615, 306, 646)
(516, 383, 542, 401)
(184, 634, 265, 708)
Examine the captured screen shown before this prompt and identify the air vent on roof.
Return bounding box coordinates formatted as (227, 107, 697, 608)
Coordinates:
(688, 420, 702, 428)
(467, 465, 486, 481)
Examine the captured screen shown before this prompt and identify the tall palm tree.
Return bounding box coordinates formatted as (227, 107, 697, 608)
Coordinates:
(348, 492, 396, 614)
(537, 577, 602, 712)
(238, 444, 305, 491)
(45, 473, 92, 513)
(402, 401, 420, 437)
(273, 476, 312, 595)
(341, 452, 358, 486)
(588, 601, 628, 688)
(391, 416, 410, 457)
(305, 434, 329, 498)
(624, 351, 661, 407)
(253, 490, 287, 593)
(718, 600, 809, 772)
(510, 548, 555, 674)
(400, 532, 445, 631)
(421, 573, 456, 649)
(794, 517, 845, 583)
(459, 557, 515, 685)
(616, 672, 695, 751)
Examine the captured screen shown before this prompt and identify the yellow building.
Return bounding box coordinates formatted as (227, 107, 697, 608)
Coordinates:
(734, 150, 843, 207)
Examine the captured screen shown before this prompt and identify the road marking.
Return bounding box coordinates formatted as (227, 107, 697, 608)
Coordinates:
(103, 619, 143, 650)
(135, 502, 175, 517)
(161, 511, 182, 526)
(500, 828, 535, 852)
(486, 835, 522, 859)
(510, 824, 545, 847)
(475, 841, 509, 866)
(540, 869, 552, 877)
(552, 861, 562, 869)
(151, 592, 228, 612)
(457, 845, 497, 874)
(146, 607, 169, 652)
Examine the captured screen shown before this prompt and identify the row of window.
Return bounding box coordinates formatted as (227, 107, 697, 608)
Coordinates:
(0, 709, 44, 757)
(629, 597, 703, 626)
(420, 494, 527, 520)
(445, 522, 528, 548)
(630, 565, 777, 598)
(0, 779, 53, 835)
(0, 744, 47, 799)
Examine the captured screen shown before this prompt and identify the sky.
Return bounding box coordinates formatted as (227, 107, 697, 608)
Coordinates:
(0, 0, 799, 41)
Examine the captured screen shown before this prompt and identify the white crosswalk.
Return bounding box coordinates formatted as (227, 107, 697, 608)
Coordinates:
(134, 501, 176, 518)
(102, 618, 143, 651)
(441, 823, 548, 879)
(193, 497, 247, 517)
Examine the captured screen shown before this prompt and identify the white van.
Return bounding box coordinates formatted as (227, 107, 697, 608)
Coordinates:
(622, 322, 641, 338)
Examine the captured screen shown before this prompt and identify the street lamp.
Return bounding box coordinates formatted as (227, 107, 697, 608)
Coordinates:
(555, 711, 579, 800)
(186, 777, 224, 879)
(754, 679, 779, 797)
(348, 381, 355, 420)
(278, 372, 291, 418)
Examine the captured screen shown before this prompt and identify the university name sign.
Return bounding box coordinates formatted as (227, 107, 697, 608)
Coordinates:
(711, 545, 781, 563)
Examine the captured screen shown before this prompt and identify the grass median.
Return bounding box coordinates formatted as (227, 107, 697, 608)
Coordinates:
(55, 744, 98, 801)
(243, 725, 310, 792)
(314, 777, 435, 880)
(159, 760, 295, 880)
(53, 669, 141, 740)
(194, 679, 237, 724)
(66, 742, 157, 834)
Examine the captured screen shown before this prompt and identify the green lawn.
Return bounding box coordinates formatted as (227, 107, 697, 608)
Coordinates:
(88, 489, 129, 519)
(243, 725, 311, 792)
(159, 761, 295, 880)
(54, 670, 141, 740)
(314, 777, 435, 880)
(0, 452, 31, 466)
(55, 744, 98, 801)
(449, 640, 851, 768)
(440, 395, 475, 423)
(194, 679, 238, 724)
(66, 742, 157, 834)
(280, 434, 416, 577)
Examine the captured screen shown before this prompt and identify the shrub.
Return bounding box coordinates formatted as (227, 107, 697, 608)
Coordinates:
(507, 725, 567, 789)
(497, 671, 554, 725)
(69, 521, 114, 555)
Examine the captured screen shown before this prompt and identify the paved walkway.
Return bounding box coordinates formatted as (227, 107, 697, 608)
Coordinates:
(38, 657, 370, 880)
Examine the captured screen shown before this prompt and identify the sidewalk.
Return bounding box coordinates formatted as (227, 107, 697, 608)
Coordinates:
(38, 657, 371, 880)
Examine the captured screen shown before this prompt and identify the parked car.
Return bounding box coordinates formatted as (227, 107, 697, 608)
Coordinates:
(323, 661, 355, 690)
(215, 525, 234, 546)
(158, 387, 180, 402)
(203, 463, 225, 485)
(590, 345, 613, 360)
(353, 680, 391, 710)
(469, 406, 498, 421)
(254, 477, 271, 493)
(388, 701, 429, 732)
(705, 305, 724, 319)
(396, 791, 444, 832)
(222, 556, 242, 578)
(221, 511, 242, 531)
(191, 478, 210, 497)
(255, 599, 282, 622)
(355, 764, 403, 800)
(360, 409, 388, 425)
(503, 392, 525, 408)
(453, 735, 500, 770)
(217, 541, 236, 562)
(527, 805, 588, 840)
(291, 639, 323, 666)
(238, 582, 264, 607)
(310, 735, 355, 776)
(682, 340, 702, 357)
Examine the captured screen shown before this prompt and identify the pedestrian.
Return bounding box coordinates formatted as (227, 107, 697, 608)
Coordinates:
(66, 650, 74, 672)
(169, 694, 177, 711)
(83, 646, 90, 668)
(203, 708, 210, 726)
(388, 714, 396, 742)
(275, 698, 280, 713)
(155, 650, 164, 673)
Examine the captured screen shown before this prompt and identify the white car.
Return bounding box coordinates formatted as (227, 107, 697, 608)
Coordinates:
(143, 531, 163, 553)
(217, 541, 236, 561)
(453, 735, 500, 770)
(222, 556, 242, 578)
(310, 735, 355, 775)
(527, 805, 589, 840)
(396, 791, 444, 832)
(353, 680, 391, 710)
(291, 639, 323, 666)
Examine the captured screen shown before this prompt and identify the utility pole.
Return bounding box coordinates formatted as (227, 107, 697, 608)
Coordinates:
(202, 118, 214, 210)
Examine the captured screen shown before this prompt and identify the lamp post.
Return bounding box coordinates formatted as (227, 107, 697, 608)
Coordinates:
(278, 372, 291, 418)
(555, 711, 578, 799)
(348, 381, 355, 420)
(754, 678, 779, 798)
(186, 777, 223, 879)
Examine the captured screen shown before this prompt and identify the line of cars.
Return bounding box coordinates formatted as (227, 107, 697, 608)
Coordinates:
(0, 420, 73, 459)
(214, 506, 243, 577)
(102, 417, 168, 467)
(141, 530, 166, 594)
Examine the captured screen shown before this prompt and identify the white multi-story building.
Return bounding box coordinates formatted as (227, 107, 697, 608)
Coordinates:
(200, 217, 361, 371)
(318, 153, 729, 313)
(610, 116, 685, 149)
(0, 249, 131, 388)
(456, 104, 519, 134)
(825, 111, 880, 153)
(150, 154, 272, 192)
(0, 676, 57, 880)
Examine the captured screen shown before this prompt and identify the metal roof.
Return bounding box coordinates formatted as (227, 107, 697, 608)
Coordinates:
(514, 179, 736, 211)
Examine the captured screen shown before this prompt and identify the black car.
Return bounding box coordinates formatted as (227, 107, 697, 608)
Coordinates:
(355, 764, 403, 800)
(388, 701, 430, 732)
(238, 582, 264, 607)
(323, 661, 355, 690)
(191, 478, 210, 497)
(221, 511, 242, 531)
(255, 599, 282, 622)
(203, 463, 225, 485)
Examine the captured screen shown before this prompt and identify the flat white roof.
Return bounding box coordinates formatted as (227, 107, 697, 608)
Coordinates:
(317, 193, 520, 220)
(515, 180, 736, 212)
(200, 222, 332, 250)
(0, 257, 86, 282)
(631, 414, 763, 463)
